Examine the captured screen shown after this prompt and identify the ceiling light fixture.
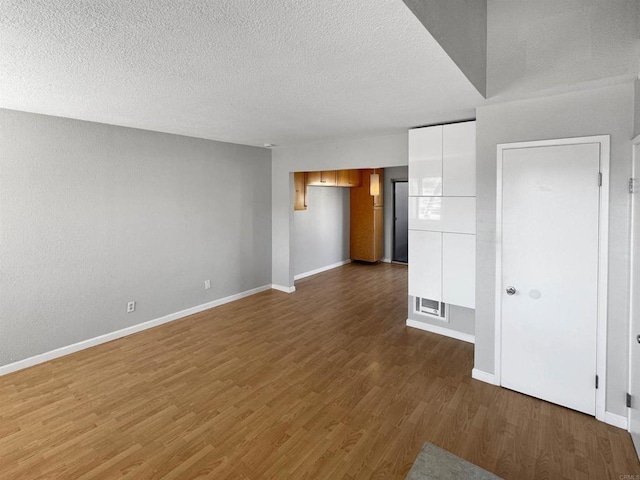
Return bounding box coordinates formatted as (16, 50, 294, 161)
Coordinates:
(370, 171, 380, 196)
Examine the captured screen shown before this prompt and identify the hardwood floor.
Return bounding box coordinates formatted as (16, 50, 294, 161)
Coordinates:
(0, 263, 638, 479)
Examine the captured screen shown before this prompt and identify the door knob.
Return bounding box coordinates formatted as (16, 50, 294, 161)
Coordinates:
(506, 286, 517, 295)
(637, 334, 640, 344)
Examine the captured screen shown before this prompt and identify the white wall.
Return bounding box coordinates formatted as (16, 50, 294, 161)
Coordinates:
(0, 109, 272, 367)
(487, 0, 640, 99)
(474, 83, 635, 416)
(383, 166, 409, 262)
(293, 186, 350, 278)
(271, 134, 408, 288)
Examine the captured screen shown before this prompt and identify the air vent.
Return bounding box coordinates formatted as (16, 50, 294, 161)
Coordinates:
(414, 297, 448, 321)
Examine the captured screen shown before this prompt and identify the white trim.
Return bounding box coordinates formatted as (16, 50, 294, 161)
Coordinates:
(604, 411, 629, 430)
(293, 259, 351, 281)
(495, 141, 504, 383)
(495, 135, 610, 423)
(406, 319, 475, 344)
(629, 136, 640, 434)
(596, 136, 611, 424)
(271, 284, 296, 293)
(381, 258, 392, 263)
(0, 284, 272, 377)
(472, 368, 499, 385)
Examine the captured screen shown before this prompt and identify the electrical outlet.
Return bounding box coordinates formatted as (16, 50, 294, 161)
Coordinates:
(204, 280, 211, 290)
(127, 301, 136, 313)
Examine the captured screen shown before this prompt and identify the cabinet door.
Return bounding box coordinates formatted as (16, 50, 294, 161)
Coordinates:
(337, 170, 350, 186)
(349, 169, 362, 187)
(337, 169, 362, 187)
(409, 126, 443, 196)
(408, 197, 475, 234)
(294, 172, 307, 211)
(442, 233, 475, 308)
(408, 230, 442, 301)
(306, 171, 322, 185)
(321, 170, 337, 186)
(443, 121, 476, 196)
(350, 179, 375, 262)
(373, 206, 384, 262)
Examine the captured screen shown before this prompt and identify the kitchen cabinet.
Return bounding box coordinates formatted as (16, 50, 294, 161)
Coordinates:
(408, 197, 475, 234)
(408, 120, 476, 310)
(408, 125, 443, 196)
(337, 169, 362, 187)
(293, 172, 307, 211)
(408, 231, 476, 309)
(443, 121, 476, 196)
(409, 121, 475, 197)
(307, 170, 337, 186)
(408, 230, 442, 300)
(442, 233, 475, 308)
(350, 169, 384, 262)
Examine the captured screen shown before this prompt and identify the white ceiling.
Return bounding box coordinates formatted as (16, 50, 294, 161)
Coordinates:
(0, 0, 484, 147)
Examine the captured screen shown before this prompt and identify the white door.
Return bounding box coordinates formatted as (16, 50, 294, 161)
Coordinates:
(630, 142, 640, 457)
(500, 142, 601, 415)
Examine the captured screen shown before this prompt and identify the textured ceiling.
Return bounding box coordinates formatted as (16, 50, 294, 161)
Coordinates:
(0, 0, 484, 146)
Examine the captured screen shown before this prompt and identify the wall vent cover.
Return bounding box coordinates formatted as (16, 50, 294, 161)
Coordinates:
(414, 297, 448, 321)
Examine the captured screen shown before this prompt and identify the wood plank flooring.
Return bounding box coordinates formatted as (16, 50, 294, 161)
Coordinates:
(0, 263, 638, 479)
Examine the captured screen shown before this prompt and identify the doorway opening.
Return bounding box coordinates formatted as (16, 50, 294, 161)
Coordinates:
(392, 179, 408, 263)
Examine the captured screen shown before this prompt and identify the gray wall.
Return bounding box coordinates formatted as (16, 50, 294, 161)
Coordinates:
(271, 134, 408, 288)
(0, 109, 272, 367)
(403, 0, 487, 97)
(293, 186, 350, 277)
(487, 0, 640, 99)
(383, 166, 409, 262)
(475, 83, 635, 416)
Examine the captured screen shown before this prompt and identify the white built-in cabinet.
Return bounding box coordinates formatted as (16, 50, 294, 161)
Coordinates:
(408, 121, 476, 310)
(408, 230, 442, 300)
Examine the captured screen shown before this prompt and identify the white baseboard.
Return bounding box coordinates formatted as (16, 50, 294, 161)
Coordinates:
(472, 368, 499, 385)
(0, 284, 272, 378)
(271, 284, 296, 293)
(381, 258, 391, 263)
(603, 411, 628, 430)
(293, 259, 351, 281)
(406, 319, 475, 344)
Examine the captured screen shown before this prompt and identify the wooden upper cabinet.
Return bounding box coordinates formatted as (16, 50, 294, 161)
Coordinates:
(294, 172, 307, 211)
(337, 169, 362, 187)
(321, 170, 337, 186)
(306, 170, 337, 186)
(306, 171, 321, 185)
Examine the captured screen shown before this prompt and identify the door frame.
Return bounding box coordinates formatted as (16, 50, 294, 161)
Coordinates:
(494, 135, 610, 422)
(629, 134, 640, 434)
(391, 178, 409, 264)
